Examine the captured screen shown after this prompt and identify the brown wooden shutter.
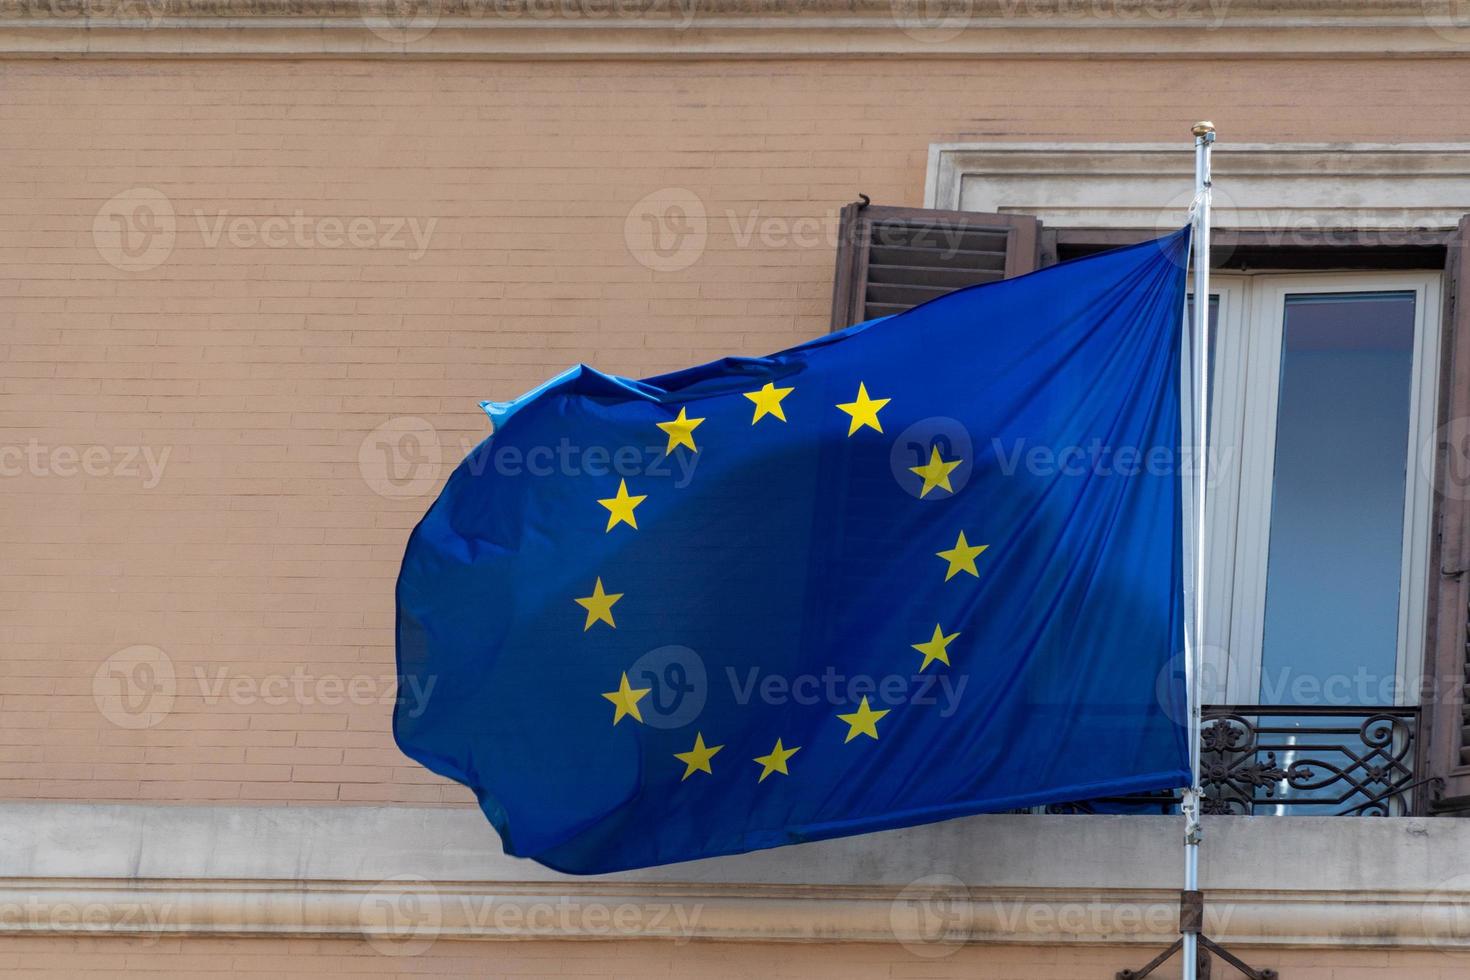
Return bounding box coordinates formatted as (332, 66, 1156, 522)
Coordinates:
(1428, 216, 1470, 811)
(829, 205, 1041, 330)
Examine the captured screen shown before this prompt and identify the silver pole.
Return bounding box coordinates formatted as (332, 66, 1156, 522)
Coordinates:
(1182, 119, 1214, 980)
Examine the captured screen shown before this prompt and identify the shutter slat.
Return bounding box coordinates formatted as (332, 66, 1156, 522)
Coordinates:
(829, 204, 1040, 330)
(866, 264, 1005, 290)
(865, 303, 919, 318)
(867, 246, 1008, 273)
(865, 281, 999, 309)
(868, 224, 1011, 253)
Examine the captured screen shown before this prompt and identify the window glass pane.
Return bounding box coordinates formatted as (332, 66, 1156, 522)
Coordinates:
(1258, 291, 1415, 707)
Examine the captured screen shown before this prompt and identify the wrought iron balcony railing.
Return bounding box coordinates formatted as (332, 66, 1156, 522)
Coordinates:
(1051, 704, 1440, 817)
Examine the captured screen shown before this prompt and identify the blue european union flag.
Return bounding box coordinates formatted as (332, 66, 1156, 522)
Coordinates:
(395, 229, 1193, 874)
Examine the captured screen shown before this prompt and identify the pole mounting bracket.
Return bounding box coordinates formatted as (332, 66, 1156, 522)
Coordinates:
(1114, 890, 1279, 980)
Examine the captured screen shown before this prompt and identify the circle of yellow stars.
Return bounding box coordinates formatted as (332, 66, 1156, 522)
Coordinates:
(570, 377, 992, 784)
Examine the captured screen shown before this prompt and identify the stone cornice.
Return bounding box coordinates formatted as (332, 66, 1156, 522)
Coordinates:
(0, 0, 1448, 16)
(6, 877, 1470, 950)
(923, 141, 1470, 231)
(1, 0, 1468, 59)
(3, 803, 1470, 950)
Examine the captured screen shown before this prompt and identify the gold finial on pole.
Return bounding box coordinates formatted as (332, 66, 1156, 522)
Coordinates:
(1191, 120, 1216, 138)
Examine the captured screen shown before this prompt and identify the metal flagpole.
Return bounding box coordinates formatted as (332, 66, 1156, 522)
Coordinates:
(1117, 123, 1277, 980)
(1181, 118, 1214, 980)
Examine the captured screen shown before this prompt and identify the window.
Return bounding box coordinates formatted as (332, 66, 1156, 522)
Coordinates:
(1191, 274, 1443, 710)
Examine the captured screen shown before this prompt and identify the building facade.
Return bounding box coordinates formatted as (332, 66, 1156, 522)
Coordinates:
(5, 1, 1470, 975)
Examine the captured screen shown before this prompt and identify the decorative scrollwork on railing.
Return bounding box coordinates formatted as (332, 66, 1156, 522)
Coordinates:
(1047, 704, 1439, 817)
(1197, 707, 1423, 816)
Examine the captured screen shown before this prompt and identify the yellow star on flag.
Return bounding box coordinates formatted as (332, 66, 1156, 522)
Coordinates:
(836, 696, 890, 743)
(673, 732, 724, 780)
(753, 738, 800, 782)
(744, 382, 794, 424)
(602, 671, 650, 726)
(912, 624, 960, 672)
(574, 577, 623, 631)
(936, 531, 989, 581)
(909, 446, 962, 498)
(656, 407, 704, 455)
(597, 478, 646, 532)
(835, 382, 890, 436)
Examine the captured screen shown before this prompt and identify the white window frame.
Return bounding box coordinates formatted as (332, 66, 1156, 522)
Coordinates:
(1194, 272, 1443, 707)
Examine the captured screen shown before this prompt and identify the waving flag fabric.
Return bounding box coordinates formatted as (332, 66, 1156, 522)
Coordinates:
(395, 229, 1193, 874)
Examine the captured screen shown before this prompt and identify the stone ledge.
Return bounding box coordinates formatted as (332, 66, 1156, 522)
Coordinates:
(2, 803, 1469, 948)
(1, 3, 1469, 60)
(0, 0, 1448, 18)
(4, 878, 1470, 949)
(923, 141, 1470, 230)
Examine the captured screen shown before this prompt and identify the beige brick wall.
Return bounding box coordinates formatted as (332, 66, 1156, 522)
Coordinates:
(4, 57, 1470, 805)
(1, 937, 1468, 980)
